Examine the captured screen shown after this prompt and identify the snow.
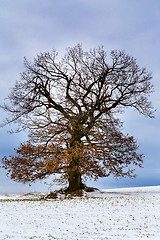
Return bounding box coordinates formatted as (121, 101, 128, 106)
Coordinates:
(0, 186, 160, 239)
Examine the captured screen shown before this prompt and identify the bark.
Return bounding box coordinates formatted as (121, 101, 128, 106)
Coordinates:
(68, 170, 83, 192)
(66, 129, 85, 192)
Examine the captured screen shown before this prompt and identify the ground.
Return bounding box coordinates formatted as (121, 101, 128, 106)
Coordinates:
(0, 186, 160, 239)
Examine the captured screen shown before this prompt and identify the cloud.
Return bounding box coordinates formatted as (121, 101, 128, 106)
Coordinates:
(0, 0, 159, 192)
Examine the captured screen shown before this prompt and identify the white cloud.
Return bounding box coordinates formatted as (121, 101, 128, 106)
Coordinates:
(0, 0, 160, 192)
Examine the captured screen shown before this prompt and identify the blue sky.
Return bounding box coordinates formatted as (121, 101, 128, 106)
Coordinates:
(0, 0, 159, 193)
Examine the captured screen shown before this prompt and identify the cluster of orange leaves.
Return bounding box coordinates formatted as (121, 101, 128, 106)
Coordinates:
(1, 125, 144, 185)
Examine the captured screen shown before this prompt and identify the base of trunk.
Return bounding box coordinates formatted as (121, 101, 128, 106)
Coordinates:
(67, 171, 86, 192)
(44, 186, 99, 199)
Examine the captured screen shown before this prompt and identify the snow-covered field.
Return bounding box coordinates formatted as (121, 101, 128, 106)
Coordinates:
(0, 186, 160, 240)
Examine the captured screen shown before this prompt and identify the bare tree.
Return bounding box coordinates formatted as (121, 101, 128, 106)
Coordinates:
(1, 44, 154, 192)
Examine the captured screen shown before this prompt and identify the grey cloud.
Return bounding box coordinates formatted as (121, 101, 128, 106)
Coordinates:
(0, 0, 159, 192)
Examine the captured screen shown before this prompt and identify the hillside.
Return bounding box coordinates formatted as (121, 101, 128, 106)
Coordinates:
(0, 186, 159, 239)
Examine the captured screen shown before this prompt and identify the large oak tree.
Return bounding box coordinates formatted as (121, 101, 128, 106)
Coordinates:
(1, 44, 154, 192)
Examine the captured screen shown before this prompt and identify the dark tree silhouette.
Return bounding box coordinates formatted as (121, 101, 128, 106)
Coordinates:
(1, 44, 154, 192)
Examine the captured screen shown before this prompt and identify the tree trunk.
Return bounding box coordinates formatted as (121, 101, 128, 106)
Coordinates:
(68, 170, 84, 192)
(67, 131, 85, 192)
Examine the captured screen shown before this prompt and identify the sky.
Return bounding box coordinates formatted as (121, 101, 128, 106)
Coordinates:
(0, 0, 159, 193)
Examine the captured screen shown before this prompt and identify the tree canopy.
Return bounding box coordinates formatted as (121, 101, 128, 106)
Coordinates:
(1, 44, 154, 192)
